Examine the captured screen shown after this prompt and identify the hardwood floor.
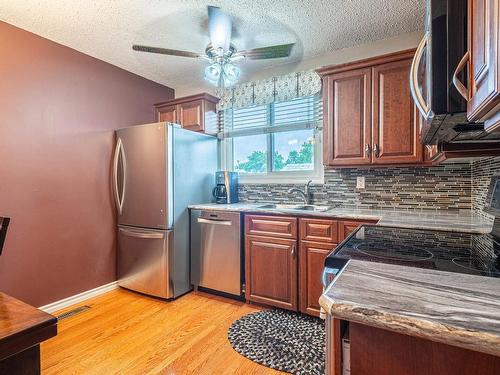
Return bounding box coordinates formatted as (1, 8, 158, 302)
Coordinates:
(41, 289, 285, 374)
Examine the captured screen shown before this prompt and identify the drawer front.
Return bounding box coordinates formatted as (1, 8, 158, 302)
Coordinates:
(245, 215, 297, 239)
(300, 218, 338, 243)
(338, 219, 377, 241)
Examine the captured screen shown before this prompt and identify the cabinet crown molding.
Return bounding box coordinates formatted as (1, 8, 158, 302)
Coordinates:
(154, 92, 219, 107)
(316, 48, 416, 76)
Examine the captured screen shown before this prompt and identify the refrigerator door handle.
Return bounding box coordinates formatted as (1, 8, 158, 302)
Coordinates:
(118, 227, 165, 239)
(113, 138, 126, 214)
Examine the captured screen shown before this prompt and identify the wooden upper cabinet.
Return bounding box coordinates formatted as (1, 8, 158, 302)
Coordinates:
(158, 104, 176, 123)
(155, 93, 219, 135)
(323, 68, 372, 166)
(372, 59, 422, 164)
(317, 49, 423, 167)
(177, 100, 203, 131)
(467, 0, 500, 130)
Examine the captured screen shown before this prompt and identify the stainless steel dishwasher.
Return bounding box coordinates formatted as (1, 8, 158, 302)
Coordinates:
(190, 209, 242, 297)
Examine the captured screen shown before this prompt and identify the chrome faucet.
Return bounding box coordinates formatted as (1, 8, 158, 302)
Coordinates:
(287, 180, 313, 205)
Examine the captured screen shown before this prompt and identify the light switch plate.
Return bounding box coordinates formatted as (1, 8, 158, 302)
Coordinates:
(356, 176, 365, 189)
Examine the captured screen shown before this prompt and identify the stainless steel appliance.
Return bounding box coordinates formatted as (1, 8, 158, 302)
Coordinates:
(413, 0, 500, 144)
(113, 122, 217, 299)
(212, 171, 239, 204)
(190, 209, 242, 297)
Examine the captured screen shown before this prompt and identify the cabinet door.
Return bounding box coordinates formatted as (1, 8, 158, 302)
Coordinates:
(157, 105, 177, 123)
(468, 0, 500, 126)
(372, 59, 423, 164)
(323, 68, 372, 166)
(338, 220, 377, 242)
(299, 240, 335, 317)
(245, 235, 298, 311)
(178, 100, 203, 132)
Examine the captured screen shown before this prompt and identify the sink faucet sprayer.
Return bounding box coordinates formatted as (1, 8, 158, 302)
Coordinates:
(287, 180, 313, 205)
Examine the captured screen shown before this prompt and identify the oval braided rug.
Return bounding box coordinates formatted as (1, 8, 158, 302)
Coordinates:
(227, 309, 325, 375)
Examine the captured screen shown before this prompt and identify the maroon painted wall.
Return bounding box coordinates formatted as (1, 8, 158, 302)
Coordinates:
(0, 21, 175, 306)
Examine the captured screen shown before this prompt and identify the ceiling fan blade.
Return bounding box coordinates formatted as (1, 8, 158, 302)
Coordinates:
(207, 6, 232, 51)
(238, 43, 295, 60)
(132, 45, 201, 58)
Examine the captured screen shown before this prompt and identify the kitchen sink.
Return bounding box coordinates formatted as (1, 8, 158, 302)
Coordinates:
(258, 204, 331, 212)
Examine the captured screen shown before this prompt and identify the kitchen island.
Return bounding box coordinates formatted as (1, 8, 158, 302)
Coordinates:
(320, 259, 500, 375)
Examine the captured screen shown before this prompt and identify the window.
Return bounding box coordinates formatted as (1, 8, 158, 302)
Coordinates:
(220, 95, 323, 183)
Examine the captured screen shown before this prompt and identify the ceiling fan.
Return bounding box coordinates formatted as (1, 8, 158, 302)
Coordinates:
(132, 6, 295, 88)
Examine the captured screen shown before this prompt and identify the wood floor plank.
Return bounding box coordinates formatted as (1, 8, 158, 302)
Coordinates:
(41, 289, 284, 374)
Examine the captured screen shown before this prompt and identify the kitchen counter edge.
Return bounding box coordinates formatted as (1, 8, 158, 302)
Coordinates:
(188, 203, 493, 233)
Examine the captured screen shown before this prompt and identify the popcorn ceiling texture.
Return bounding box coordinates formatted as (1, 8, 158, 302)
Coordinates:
(239, 164, 473, 210)
(471, 157, 500, 221)
(0, 0, 424, 94)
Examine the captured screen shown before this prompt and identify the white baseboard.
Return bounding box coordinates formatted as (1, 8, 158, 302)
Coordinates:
(39, 281, 119, 314)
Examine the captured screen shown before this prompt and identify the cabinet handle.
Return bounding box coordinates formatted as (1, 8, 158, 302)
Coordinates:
(365, 144, 371, 157)
(291, 244, 296, 258)
(373, 143, 380, 158)
(452, 51, 470, 101)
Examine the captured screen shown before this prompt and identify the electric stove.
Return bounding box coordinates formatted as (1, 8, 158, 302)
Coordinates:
(323, 174, 500, 285)
(324, 225, 500, 278)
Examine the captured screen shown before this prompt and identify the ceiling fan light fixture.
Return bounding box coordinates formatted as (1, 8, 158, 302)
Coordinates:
(204, 62, 240, 88)
(223, 63, 240, 84)
(204, 63, 222, 85)
(132, 7, 294, 90)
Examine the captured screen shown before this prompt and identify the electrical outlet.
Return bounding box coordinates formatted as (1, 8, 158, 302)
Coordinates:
(356, 176, 365, 189)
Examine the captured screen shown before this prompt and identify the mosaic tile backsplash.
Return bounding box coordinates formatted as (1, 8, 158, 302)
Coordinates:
(472, 156, 500, 221)
(238, 164, 472, 210)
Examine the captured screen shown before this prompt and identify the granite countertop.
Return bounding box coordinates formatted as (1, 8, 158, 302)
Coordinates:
(319, 260, 500, 357)
(188, 203, 493, 233)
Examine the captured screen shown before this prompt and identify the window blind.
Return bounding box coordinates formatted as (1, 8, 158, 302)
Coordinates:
(218, 95, 323, 139)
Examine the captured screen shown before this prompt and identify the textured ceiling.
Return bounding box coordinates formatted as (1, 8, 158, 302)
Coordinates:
(0, 0, 425, 94)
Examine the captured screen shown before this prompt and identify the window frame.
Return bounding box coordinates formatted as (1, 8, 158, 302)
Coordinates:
(220, 128, 324, 185)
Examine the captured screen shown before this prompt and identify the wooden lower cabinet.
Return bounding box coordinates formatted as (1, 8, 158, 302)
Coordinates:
(299, 240, 335, 316)
(245, 234, 298, 311)
(349, 322, 500, 375)
(244, 215, 378, 316)
(327, 318, 500, 375)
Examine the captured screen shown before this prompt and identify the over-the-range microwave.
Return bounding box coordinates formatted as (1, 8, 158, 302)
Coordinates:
(411, 0, 500, 144)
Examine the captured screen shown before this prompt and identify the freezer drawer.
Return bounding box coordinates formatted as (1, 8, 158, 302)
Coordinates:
(191, 210, 242, 296)
(117, 225, 172, 298)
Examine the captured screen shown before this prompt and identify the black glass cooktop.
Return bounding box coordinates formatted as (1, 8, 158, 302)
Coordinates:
(325, 225, 500, 278)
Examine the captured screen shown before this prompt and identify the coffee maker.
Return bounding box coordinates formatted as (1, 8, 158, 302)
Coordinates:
(213, 171, 239, 204)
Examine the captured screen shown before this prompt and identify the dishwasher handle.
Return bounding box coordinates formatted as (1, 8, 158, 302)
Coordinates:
(197, 217, 233, 226)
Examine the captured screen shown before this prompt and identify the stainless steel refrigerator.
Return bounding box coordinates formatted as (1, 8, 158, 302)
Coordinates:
(112, 122, 217, 299)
